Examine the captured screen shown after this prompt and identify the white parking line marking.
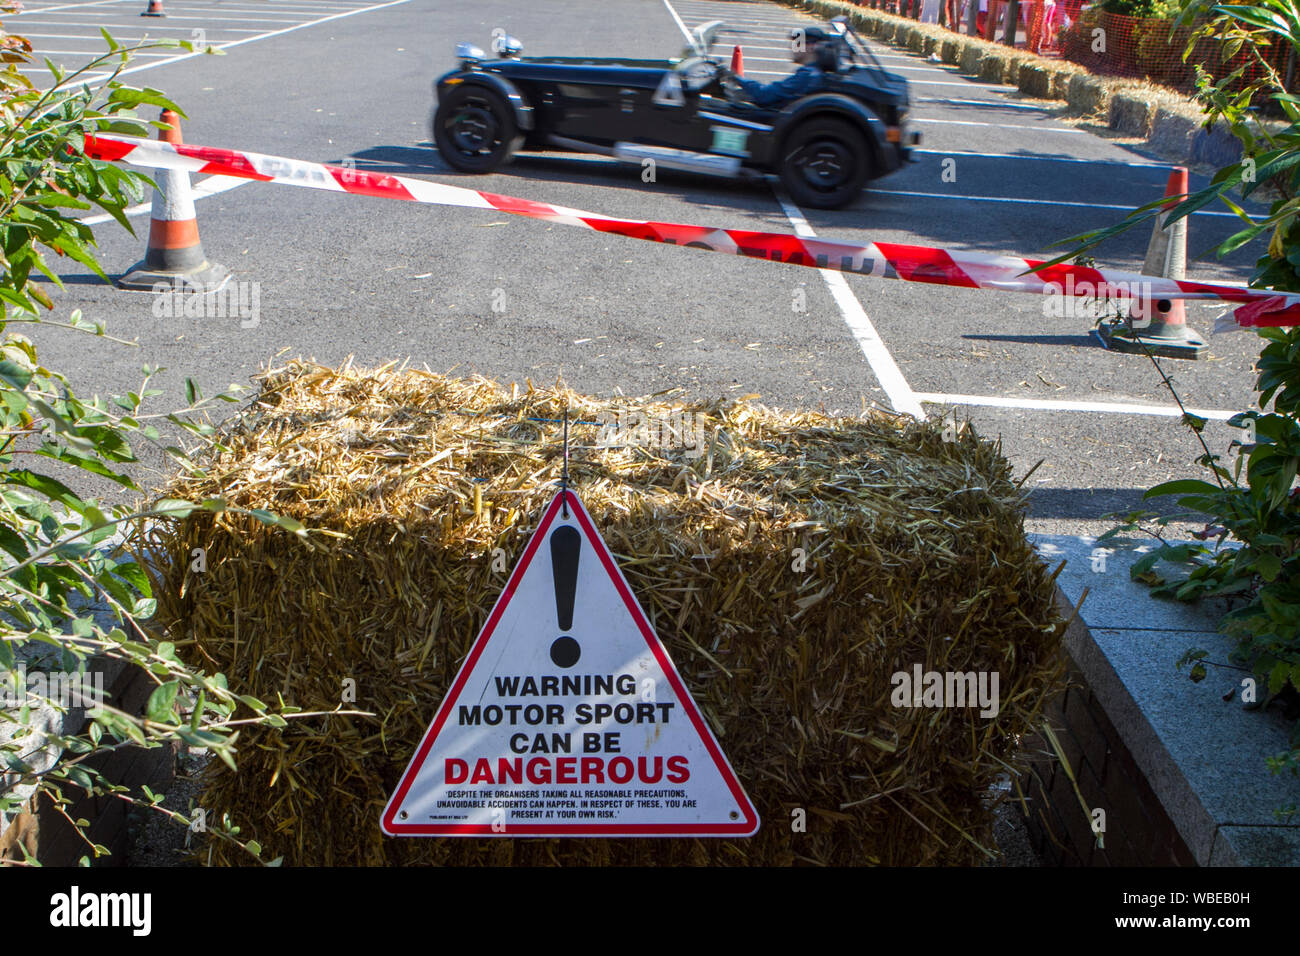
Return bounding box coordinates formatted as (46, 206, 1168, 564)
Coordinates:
(718, 26, 812, 34)
(885, 64, 990, 74)
(675, 4, 800, 15)
(27, 48, 177, 55)
(913, 116, 1088, 133)
(776, 191, 923, 419)
(737, 67, 1016, 91)
(18, 12, 306, 22)
(718, 43, 796, 52)
(912, 79, 1017, 89)
(916, 393, 1238, 419)
(10, 0, 134, 16)
(18, 30, 249, 39)
(111, 0, 411, 80)
(160, 2, 359, 8)
(870, 187, 1241, 217)
(913, 147, 1169, 167)
(661, 0, 695, 45)
(19, 21, 266, 31)
(916, 96, 1047, 111)
(671, 0, 923, 419)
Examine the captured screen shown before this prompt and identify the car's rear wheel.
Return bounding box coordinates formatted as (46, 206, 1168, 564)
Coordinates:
(433, 86, 523, 173)
(778, 117, 872, 210)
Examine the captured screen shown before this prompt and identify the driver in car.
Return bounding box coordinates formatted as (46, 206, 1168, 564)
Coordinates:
(731, 27, 836, 108)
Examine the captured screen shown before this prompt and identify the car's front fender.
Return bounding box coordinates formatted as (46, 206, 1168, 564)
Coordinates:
(434, 68, 535, 132)
(772, 93, 888, 159)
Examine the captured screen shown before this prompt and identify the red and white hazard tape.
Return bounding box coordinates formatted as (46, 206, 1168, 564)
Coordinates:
(82, 133, 1300, 329)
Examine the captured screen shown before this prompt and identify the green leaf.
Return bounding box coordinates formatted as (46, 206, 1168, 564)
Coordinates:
(153, 498, 197, 518)
(1269, 660, 1291, 694)
(146, 680, 180, 723)
(1257, 551, 1284, 581)
(0, 359, 34, 390)
(1144, 478, 1222, 498)
(1, 469, 84, 510)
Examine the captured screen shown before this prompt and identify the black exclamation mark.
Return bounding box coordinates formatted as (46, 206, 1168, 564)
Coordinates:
(549, 524, 581, 668)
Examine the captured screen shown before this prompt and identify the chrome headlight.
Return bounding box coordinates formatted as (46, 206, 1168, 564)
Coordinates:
(494, 34, 523, 58)
(456, 42, 485, 63)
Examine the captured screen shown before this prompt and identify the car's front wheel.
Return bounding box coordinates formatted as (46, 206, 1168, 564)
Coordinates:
(778, 118, 872, 209)
(433, 86, 523, 173)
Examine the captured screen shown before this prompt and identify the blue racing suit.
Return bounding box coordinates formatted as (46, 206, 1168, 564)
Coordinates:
(735, 64, 824, 108)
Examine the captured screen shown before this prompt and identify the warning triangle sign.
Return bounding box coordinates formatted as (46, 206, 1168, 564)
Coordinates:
(382, 490, 759, 837)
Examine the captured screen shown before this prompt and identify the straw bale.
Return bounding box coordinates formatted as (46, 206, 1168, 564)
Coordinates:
(145, 362, 1067, 866)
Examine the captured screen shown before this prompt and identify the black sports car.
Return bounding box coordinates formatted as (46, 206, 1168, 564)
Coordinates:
(431, 17, 919, 209)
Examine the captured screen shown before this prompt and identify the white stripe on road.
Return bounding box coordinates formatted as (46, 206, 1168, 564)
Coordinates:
(29, 48, 178, 55)
(157, 2, 360, 10)
(662, 0, 695, 46)
(17, 14, 304, 23)
(672, 0, 930, 421)
(916, 392, 1239, 419)
(18, 30, 233, 39)
(914, 116, 1088, 133)
(775, 189, 923, 419)
(916, 96, 1048, 110)
(913, 147, 1168, 167)
(912, 79, 1017, 89)
(737, 68, 1017, 91)
(109, 0, 411, 80)
(10, 0, 135, 16)
(869, 187, 1242, 217)
(719, 43, 798, 52)
(19, 21, 266, 31)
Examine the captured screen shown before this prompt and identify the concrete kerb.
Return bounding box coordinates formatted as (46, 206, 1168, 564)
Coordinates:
(1032, 534, 1300, 867)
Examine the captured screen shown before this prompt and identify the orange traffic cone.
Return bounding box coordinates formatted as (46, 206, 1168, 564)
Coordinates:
(1097, 167, 1207, 359)
(117, 110, 229, 293)
(730, 44, 743, 76)
(141, 0, 164, 15)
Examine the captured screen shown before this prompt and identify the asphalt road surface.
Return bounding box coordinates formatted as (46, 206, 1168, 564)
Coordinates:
(19, 0, 1269, 537)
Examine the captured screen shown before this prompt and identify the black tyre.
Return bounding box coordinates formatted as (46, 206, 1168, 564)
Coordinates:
(778, 117, 873, 210)
(433, 86, 523, 173)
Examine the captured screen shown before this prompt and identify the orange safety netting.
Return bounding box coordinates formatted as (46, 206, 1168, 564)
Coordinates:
(1058, 9, 1290, 94)
(854, 0, 1295, 92)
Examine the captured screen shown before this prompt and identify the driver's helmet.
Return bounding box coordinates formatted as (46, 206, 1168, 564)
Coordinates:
(790, 26, 840, 72)
(814, 41, 841, 72)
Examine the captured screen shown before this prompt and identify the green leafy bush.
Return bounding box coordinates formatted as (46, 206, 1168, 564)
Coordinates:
(1099, 0, 1182, 20)
(1064, 0, 1300, 788)
(0, 18, 318, 865)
